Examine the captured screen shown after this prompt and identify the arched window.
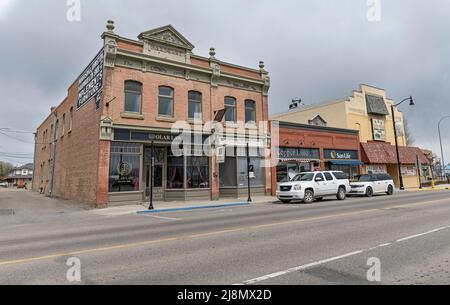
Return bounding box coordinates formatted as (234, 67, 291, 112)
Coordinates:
(188, 91, 202, 120)
(159, 86, 174, 117)
(124, 81, 142, 113)
(245, 100, 256, 124)
(224, 97, 237, 122)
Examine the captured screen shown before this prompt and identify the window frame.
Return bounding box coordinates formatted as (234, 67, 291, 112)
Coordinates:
(245, 100, 256, 124)
(188, 91, 202, 120)
(224, 96, 237, 123)
(158, 86, 174, 118)
(124, 80, 143, 114)
(69, 107, 73, 132)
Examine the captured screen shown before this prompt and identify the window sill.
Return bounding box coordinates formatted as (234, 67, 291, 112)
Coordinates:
(156, 116, 176, 123)
(224, 122, 238, 128)
(245, 123, 258, 130)
(187, 118, 204, 125)
(121, 112, 145, 120)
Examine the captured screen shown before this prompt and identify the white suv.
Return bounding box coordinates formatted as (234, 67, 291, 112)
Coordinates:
(276, 171, 352, 204)
(350, 174, 395, 197)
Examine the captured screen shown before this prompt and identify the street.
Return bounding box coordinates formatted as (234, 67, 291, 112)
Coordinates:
(0, 189, 450, 285)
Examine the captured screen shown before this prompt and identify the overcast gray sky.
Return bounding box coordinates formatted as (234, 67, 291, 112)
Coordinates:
(0, 0, 449, 166)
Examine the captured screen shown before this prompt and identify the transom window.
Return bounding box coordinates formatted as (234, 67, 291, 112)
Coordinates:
(224, 97, 237, 122)
(245, 100, 256, 124)
(124, 81, 142, 113)
(188, 91, 202, 120)
(159, 86, 174, 117)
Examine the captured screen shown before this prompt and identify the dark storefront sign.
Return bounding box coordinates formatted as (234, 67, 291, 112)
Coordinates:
(114, 129, 210, 144)
(77, 48, 104, 109)
(324, 149, 358, 160)
(278, 147, 320, 160)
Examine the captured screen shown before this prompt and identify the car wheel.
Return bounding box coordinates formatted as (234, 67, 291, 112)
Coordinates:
(337, 187, 347, 200)
(280, 200, 291, 204)
(387, 185, 394, 196)
(366, 187, 374, 197)
(303, 190, 315, 204)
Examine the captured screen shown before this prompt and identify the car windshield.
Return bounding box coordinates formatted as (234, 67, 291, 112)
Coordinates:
(355, 175, 373, 182)
(292, 173, 315, 182)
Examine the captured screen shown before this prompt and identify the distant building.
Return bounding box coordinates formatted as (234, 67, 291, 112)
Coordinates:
(272, 84, 430, 189)
(5, 163, 34, 188)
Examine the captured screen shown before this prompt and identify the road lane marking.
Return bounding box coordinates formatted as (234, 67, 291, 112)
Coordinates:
(237, 225, 450, 285)
(149, 215, 181, 221)
(0, 197, 449, 267)
(396, 227, 447, 242)
(238, 250, 364, 285)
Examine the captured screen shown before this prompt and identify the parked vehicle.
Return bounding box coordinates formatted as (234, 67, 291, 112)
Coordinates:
(350, 174, 395, 197)
(276, 171, 352, 204)
(0, 182, 8, 188)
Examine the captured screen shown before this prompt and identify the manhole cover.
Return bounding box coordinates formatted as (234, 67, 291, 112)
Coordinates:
(0, 209, 15, 216)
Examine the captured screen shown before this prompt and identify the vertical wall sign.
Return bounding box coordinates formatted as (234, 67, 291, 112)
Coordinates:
(77, 48, 105, 109)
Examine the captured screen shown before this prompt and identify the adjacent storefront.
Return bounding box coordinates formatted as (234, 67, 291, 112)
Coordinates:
(272, 122, 361, 194)
(323, 149, 362, 178)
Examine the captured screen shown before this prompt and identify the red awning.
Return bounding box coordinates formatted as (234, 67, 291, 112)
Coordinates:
(361, 142, 430, 165)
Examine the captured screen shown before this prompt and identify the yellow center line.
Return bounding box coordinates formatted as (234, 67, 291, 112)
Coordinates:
(0, 197, 449, 267)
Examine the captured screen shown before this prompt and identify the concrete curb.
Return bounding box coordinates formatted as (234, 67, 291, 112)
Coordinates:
(405, 187, 450, 192)
(136, 202, 250, 214)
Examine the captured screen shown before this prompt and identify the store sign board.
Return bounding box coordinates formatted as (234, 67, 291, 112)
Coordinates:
(279, 147, 320, 160)
(77, 48, 105, 109)
(401, 166, 417, 176)
(372, 119, 386, 142)
(365, 165, 387, 174)
(324, 149, 358, 160)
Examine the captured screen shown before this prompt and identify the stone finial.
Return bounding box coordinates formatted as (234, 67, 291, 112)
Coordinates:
(209, 47, 216, 58)
(259, 61, 265, 70)
(106, 20, 115, 32)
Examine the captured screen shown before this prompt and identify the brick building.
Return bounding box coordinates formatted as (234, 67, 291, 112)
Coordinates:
(33, 21, 272, 207)
(271, 121, 361, 195)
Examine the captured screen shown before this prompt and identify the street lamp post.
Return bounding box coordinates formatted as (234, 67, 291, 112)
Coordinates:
(438, 115, 450, 181)
(391, 96, 415, 191)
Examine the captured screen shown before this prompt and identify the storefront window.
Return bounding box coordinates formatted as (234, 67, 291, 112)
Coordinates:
(220, 157, 237, 187)
(238, 157, 265, 187)
(187, 156, 209, 188)
(276, 162, 312, 182)
(167, 151, 184, 189)
(109, 143, 141, 193)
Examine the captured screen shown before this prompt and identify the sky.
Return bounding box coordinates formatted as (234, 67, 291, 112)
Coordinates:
(0, 0, 449, 166)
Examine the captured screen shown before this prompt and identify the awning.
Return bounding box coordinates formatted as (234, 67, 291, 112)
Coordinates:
(328, 160, 363, 166)
(361, 142, 430, 165)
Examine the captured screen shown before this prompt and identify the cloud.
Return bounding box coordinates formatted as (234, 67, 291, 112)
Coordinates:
(0, 0, 449, 165)
(0, 0, 15, 20)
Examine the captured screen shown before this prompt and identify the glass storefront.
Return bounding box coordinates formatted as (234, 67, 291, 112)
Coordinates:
(109, 143, 141, 192)
(219, 151, 265, 188)
(276, 162, 313, 183)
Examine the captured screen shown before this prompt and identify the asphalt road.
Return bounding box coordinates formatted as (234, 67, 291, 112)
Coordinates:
(0, 189, 450, 285)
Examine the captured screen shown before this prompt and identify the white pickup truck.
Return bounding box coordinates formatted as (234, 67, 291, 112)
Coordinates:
(276, 171, 352, 204)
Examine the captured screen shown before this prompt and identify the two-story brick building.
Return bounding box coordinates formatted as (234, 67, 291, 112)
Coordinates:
(33, 22, 272, 207)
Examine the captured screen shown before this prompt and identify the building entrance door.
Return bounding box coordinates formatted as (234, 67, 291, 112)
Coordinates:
(144, 147, 165, 201)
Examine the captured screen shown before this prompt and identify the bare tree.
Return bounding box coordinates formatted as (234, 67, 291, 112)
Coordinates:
(0, 161, 14, 180)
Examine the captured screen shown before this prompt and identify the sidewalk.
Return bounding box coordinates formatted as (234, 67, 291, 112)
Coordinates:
(405, 184, 450, 192)
(90, 196, 277, 217)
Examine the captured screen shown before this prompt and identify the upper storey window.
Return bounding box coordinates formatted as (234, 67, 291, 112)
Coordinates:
(224, 97, 236, 123)
(159, 86, 174, 117)
(124, 81, 142, 113)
